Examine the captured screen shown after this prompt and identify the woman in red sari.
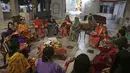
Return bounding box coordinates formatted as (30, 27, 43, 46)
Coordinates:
(34, 17, 47, 38)
(58, 15, 72, 37)
(89, 24, 107, 48)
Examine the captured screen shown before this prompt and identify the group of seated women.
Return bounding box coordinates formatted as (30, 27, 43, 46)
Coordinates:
(0, 16, 34, 65)
(1, 28, 129, 73)
(64, 28, 130, 73)
(58, 15, 81, 41)
(1, 15, 130, 73)
(0, 39, 91, 73)
(33, 15, 81, 41)
(33, 16, 60, 37)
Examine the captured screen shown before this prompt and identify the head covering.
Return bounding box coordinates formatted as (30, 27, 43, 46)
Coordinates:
(73, 17, 80, 27)
(42, 47, 54, 62)
(7, 22, 16, 35)
(72, 54, 90, 73)
(8, 22, 14, 30)
(9, 35, 20, 55)
(65, 15, 71, 23)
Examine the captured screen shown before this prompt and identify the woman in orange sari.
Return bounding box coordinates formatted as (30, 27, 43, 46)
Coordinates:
(34, 17, 47, 38)
(58, 15, 72, 37)
(89, 24, 107, 47)
(18, 19, 34, 43)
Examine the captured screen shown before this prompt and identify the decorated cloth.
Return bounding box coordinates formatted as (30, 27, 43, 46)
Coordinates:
(7, 52, 30, 73)
(34, 19, 47, 38)
(36, 58, 65, 73)
(39, 39, 67, 60)
(89, 25, 107, 48)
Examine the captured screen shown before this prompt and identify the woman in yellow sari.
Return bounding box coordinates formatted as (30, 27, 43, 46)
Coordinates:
(18, 19, 34, 43)
(0, 35, 30, 73)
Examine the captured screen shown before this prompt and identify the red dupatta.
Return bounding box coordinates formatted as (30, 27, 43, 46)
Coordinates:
(34, 19, 43, 28)
(64, 17, 72, 24)
(95, 25, 106, 35)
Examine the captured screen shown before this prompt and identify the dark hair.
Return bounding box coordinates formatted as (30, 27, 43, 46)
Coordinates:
(9, 35, 20, 56)
(8, 22, 14, 30)
(126, 17, 129, 20)
(118, 29, 126, 36)
(66, 15, 69, 18)
(42, 47, 54, 62)
(72, 54, 90, 73)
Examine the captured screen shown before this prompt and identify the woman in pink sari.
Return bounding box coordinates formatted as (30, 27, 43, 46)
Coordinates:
(58, 15, 72, 37)
(34, 17, 47, 38)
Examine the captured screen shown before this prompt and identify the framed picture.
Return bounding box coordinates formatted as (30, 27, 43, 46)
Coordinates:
(52, 3, 60, 14)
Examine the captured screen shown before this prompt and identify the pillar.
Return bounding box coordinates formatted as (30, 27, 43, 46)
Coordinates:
(10, 0, 19, 16)
(32, 0, 38, 15)
(0, 1, 4, 20)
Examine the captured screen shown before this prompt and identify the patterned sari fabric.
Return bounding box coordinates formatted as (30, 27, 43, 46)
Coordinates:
(18, 24, 33, 43)
(6, 29, 30, 58)
(58, 18, 72, 37)
(7, 52, 30, 73)
(89, 25, 107, 47)
(34, 19, 47, 38)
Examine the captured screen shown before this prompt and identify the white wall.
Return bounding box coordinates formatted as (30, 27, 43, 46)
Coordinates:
(82, 0, 100, 15)
(51, 0, 100, 19)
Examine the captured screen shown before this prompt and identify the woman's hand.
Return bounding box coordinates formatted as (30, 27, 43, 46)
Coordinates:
(35, 26, 38, 28)
(12, 31, 18, 36)
(20, 43, 28, 50)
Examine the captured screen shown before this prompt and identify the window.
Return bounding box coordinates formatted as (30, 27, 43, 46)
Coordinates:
(99, 2, 114, 14)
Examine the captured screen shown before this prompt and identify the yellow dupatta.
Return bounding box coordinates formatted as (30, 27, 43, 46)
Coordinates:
(7, 52, 30, 73)
(18, 24, 29, 32)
